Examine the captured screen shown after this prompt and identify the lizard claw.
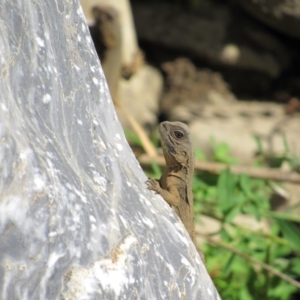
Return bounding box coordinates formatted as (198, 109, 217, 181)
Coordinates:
(145, 178, 161, 193)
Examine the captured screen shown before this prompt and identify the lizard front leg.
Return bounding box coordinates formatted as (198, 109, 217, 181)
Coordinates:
(146, 179, 180, 206)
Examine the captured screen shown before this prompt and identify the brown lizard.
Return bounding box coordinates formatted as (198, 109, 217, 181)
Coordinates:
(146, 121, 204, 260)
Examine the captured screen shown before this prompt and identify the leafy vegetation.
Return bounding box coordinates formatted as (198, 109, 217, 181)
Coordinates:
(129, 131, 300, 300)
(193, 166, 300, 300)
(194, 142, 300, 299)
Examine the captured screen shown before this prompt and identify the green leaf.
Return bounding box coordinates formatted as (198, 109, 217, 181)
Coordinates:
(268, 280, 297, 300)
(253, 135, 264, 154)
(224, 252, 236, 276)
(282, 133, 290, 154)
(217, 169, 236, 212)
(124, 130, 142, 147)
(275, 219, 300, 252)
(194, 148, 206, 161)
(192, 176, 208, 189)
(291, 257, 300, 276)
(242, 203, 261, 221)
(220, 228, 232, 242)
(239, 174, 256, 200)
(225, 206, 240, 222)
(150, 161, 161, 178)
(194, 201, 202, 214)
(211, 138, 238, 164)
(239, 287, 253, 300)
(266, 211, 300, 223)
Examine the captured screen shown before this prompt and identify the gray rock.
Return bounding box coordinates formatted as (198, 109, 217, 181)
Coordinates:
(0, 0, 220, 299)
(132, 2, 292, 79)
(233, 0, 300, 39)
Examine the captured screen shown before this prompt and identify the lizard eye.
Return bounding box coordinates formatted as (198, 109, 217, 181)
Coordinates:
(174, 130, 184, 139)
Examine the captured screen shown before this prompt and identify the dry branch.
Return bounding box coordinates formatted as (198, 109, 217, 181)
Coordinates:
(138, 154, 300, 184)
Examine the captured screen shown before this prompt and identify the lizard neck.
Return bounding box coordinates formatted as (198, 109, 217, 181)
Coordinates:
(166, 155, 194, 182)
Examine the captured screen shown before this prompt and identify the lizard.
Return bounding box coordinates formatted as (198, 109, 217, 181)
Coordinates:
(146, 121, 204, 260)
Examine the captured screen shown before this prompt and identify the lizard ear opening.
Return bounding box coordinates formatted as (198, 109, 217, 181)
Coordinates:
(180, 150, 187, 157)
(175, 150, 188, 166)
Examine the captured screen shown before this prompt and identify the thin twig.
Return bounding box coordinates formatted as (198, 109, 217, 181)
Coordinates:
(120, 106, 157, 158)
(199, 212, 290, 245)
(197, 232, 300, 289)
(138, 154, 300, 184)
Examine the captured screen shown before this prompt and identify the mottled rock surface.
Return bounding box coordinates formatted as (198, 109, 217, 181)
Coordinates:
(132, 2, 291, 79)
(0, 1, 220, 299)
(234, 0, 300, 39)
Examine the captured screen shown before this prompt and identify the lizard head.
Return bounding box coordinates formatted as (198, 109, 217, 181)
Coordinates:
(159, 121, 194, 169)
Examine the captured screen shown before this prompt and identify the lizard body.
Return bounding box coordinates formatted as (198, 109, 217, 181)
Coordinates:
(146, 121, 203, 259)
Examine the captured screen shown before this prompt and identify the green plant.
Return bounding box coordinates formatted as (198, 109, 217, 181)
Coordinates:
(193, 169, 300, 300)
(192, 140, 300, 300)
(211, 138, 238, 165)
(254, 134, 300, 171)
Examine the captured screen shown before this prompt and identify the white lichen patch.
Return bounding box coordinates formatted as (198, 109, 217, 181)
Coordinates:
(81, 22, 86, 33)
(91, 224, 97, 232)
(19, 147, 32, 161)
(86, 36, 92, 44)
(139, 195, 152, 208)
(89, 215, 96, 223)
(173, 223, 190, 246)
(48, 251, 65, 270)
(138, 213, 154, 229)
(72, 187, 87, 204)
(76, 7, 84, 17)
(116, 144, 123, 151)
(42, 93, 51, 104)
(74, 64, 80, 71)
(119, 215, 128, 228)
(92, 77, 98, 85)
(165, 262, 176, 276)
(36, 36, 45, 48)
(0, 195, 30, 232)
(92, 171, 107, 191)
(62, 235, 137, 299)
(33, 174, 45, 192)
(1, 103, 8, 111)
(180, 256, 191, 270)
(207, 287, 213, 296)
(48, 231, 57, 237)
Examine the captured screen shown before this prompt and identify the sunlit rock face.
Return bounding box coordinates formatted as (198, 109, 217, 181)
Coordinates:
(0, 1, 220, 299)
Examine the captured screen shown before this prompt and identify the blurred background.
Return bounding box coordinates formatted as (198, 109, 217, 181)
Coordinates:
(80, 0, 300, 299)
